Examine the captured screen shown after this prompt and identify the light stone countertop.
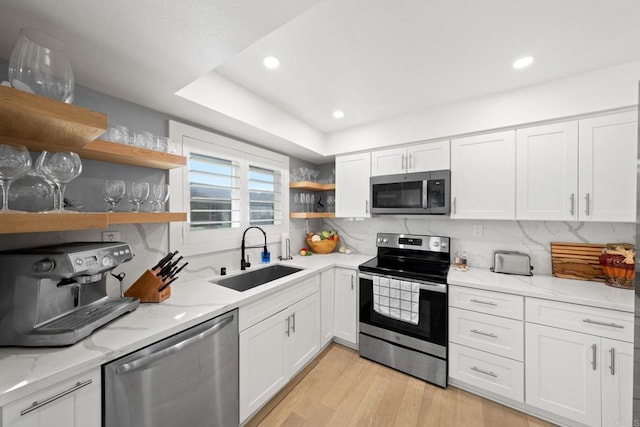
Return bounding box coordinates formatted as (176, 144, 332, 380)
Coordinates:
(447, 266, 635, 313)
(0, 253, 373, 406)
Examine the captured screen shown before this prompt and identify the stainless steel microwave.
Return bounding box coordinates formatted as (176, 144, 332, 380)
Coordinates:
(370, 170, 450, 215)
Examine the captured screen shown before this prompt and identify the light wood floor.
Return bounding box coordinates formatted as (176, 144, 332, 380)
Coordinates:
(254, 343, 556, 427)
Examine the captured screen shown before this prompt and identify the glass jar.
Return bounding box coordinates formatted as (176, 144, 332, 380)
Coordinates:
(599, 245, 635, 289)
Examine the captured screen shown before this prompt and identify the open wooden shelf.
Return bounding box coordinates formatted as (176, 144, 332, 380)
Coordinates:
(0, 212, 187, 234)
(290, 212, 335, 219)
(289, 182, 335, 191)
(0, 86, 187, 169)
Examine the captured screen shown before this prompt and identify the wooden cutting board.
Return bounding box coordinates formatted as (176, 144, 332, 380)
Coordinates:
(550, 242, 607, 282)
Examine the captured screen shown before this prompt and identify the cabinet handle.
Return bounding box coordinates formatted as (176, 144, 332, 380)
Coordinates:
(351, 275, 354, 290)
(409, 153, 413, 169)
(569, 193, 575, 216)
(402, 153, 406, 170)
(609, 347, 616, 375)
(285, 316, 290, 337)
(591, 344, 597, 371)
(365, 200, 369, 214)
(470, 298, 497, 306)
(291, 313, 296, 333)
(585, 193, 590, 216)
(21, 379, 93, 416)
(470, 366, 498, 378)
(470, 329, 498, 339)
(453, 197, 456, 215)
(582, 318, 624, 329)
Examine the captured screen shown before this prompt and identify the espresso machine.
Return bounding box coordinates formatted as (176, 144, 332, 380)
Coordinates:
(0, 242, 140, 346)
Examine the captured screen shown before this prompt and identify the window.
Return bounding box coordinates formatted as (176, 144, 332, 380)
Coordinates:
(169, 121, 289, 256)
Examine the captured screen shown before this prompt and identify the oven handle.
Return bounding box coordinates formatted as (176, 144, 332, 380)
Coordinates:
(358, 273, 446, 294)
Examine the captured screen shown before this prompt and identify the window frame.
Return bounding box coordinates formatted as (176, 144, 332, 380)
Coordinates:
(169, 121, 289, 257)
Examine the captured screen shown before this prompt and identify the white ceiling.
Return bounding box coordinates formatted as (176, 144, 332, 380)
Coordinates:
(1, 0, 640, 157)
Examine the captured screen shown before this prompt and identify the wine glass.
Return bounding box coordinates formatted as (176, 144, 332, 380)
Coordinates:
(311, 170, 319, 182)
(37, 151, 82, 211)
(128, 181, 149, 212)
(104, 180, 125, 212)
(149, 184, 170, 212)
(0, 143, 32, 212)
(293, 193, 299, 212)
(9, 28, 74, 103)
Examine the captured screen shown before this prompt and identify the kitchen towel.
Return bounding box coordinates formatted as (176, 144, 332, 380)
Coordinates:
(372, 275, 420, 325)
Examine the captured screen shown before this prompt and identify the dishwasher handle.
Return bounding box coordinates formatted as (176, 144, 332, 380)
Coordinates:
(116, 314, 234, 375)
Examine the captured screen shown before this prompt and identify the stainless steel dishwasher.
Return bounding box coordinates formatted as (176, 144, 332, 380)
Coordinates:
(103, 309, 238, 427)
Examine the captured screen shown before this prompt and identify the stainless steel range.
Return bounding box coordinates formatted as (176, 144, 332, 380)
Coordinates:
(358, 233, 450, 387)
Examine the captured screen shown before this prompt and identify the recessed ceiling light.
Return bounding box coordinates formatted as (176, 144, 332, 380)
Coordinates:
(513, 55, 534, 69)
(333, 110, 345, 119)
(263, 56, 280, 69)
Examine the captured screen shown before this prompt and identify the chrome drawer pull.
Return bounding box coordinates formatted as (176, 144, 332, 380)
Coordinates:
(583, 318, 624, 329)
(470, 329, 498, 339)
(285, 316, 291, 337)
(610, 347, 616, 375)
(585, 193, 590, 216)
(569, 193, 575, 216)
(470, 366, 498, 378)
(21, 379, 93, 416)
(470, 299, 497, 306)
(291, 312, 296, 333)
(591, 344, 597, 371)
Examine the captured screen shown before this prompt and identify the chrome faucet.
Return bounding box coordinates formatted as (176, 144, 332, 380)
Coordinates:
(279, 238, 293, 261)
(241, 226, 268, 270)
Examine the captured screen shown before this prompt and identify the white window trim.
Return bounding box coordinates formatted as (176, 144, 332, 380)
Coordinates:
(169, 120, 289, 257)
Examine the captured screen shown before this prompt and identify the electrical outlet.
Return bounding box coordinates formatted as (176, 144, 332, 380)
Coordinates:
(102, 231, 121, 242)
(472, 224, 483, 238)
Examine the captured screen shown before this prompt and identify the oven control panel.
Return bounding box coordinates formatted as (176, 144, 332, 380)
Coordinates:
(376, 233, 449, 253)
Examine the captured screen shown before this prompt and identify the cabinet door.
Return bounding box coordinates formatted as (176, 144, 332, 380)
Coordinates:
(601, 338, 633, 427)
(2, 369, 100, 427)
(335, 152, 371, 218)
(525, 323, 601, 426)
(408, 140, 450, 172)
(371, 146, 406, 176)
(516, 122, 578, 220)
(288, 293, 321, 376)
(451, 131, 516, 219)
(320, 269, 335, 346)
(579, 111, 637, 222)
(334, 268, 358, 345)
(239, 310, 289, 422)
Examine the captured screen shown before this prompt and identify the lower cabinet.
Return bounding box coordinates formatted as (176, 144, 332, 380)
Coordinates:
(333, 267, 358, 346)
(239, 291, 320, 422)
(526, 323, 633, 427)
(1, 368, 100, 427)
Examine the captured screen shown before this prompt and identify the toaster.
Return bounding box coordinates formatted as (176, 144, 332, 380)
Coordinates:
(490, 250, 534, 276)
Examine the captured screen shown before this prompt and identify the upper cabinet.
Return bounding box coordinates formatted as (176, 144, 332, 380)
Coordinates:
(578, 111, 637, 223)
(516, 111, 637, 223)
(371, 140, 450, 176)
(335, 152, 371, 218)
(451, 131, 516, 220)
(516, 122, 579, 221)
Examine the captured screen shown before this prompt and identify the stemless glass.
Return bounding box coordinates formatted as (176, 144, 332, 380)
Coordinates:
(128, 181, 149, 212)
(0, 143, 32, 212)
(104, 180, 126, 212)
(8, 28, 74, 103)
(293, 193, 299, 212)
(149, 184, 170, 212)
(37, 151, 82, 211)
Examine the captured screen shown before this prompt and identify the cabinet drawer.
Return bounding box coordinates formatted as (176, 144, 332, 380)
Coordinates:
(526, 298, 633, 342)
(449, 342, 524, 402)
(239, 275, 319, 331)
(449, 307, 524, 361)
(449, 286, 524, 320)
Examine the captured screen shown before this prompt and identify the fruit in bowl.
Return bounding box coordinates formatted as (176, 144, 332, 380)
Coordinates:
(306, 230, 339, 254)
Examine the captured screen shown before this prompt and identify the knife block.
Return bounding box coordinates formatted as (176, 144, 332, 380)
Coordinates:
(124, 270, 171, 303)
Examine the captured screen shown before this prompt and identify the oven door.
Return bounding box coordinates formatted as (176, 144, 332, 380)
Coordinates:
(359, 272, 447, 358)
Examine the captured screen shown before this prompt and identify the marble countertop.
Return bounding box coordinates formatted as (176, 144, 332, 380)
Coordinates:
(0, 253, 373, 406)
(448, 266, 635, 313)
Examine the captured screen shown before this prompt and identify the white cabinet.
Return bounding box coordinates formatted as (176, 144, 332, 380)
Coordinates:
(370, 140, 450, 176)
(335, 152, 371, 218)
(515, 112, 637, 222)
(1, 369, 100, 427)
(525, 297, 633, 427)
(516, 121, 579, 221)
(451, 130, 516, 219)
(333, 267, 358, 346)
(448, 285, 524, 402)
(578, 111, 637, 222)
(288, 293, 321, 375)
(320, 269, 335, 346)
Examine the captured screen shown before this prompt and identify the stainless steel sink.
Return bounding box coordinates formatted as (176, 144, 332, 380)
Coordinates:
(211, 264, 304, 292)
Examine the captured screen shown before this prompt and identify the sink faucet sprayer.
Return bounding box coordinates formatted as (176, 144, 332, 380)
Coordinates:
(241, 226, 268, 270)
